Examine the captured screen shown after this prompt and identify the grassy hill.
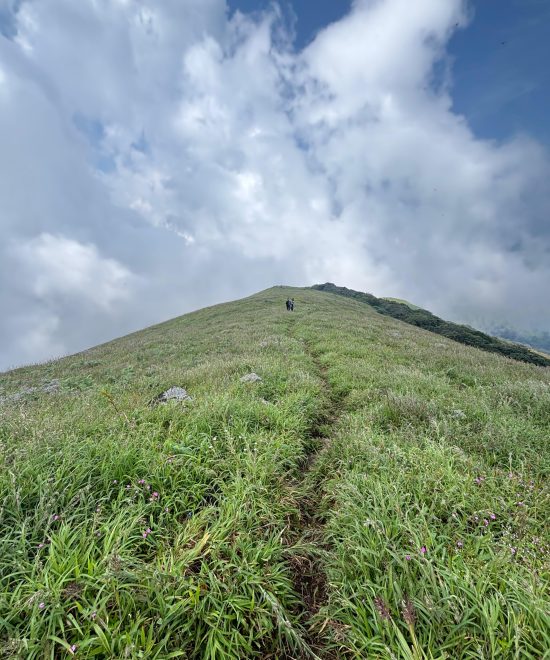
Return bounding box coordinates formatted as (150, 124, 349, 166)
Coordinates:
(312, 283, 550, 367)
(1, 287, 548, 658)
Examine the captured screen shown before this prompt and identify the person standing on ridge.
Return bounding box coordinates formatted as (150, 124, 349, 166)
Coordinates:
(285, 298, 291, 311)
(290, 298, 295, 311)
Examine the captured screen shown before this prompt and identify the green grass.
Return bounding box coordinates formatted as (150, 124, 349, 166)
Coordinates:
(312, 283, 550, 367)
(1, 287, 548, 658)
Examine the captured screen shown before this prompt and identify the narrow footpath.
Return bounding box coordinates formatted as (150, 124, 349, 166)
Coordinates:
(285, 318, 345, 659)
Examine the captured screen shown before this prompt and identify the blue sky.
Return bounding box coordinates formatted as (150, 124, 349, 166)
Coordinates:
(2, 0, 548, 146)
(449, 0, 550, 147)
(228, 0, 351, 48)
(2, 0, 548, 147)
(229, 0, 550, 146)
(1, 0, 549, 369)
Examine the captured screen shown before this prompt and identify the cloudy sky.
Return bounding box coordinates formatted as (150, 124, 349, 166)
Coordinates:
(1, 0, 549, 371)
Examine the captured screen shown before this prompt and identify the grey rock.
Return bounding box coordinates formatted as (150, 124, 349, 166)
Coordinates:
(42, 379, 60, 393)
(240, 373, 262, 383)
(156, 387, 193, 404)
(9, 388, 34, 403)
(451, 409, 466, 419)
(0, 380, 60, 405)
(0, 392, 20, 405)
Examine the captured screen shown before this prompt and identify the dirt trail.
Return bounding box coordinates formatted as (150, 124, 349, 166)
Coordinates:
(285, 321, 344, 659)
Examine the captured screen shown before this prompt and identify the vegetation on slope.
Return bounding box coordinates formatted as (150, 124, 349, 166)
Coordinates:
(492, 327, 550, 356)
(1, 287, 549, 658)
(296, 292, 549, 658)
(312, 283, 550, 367)
(0, 292, 328, 658)
(381, 298, 421, 311)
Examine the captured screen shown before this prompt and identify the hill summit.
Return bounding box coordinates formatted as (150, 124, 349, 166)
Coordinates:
(1, 286, 548, 658)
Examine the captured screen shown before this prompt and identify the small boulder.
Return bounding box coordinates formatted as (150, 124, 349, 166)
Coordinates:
(0, 380, 61, 405)
(451, 409, 466, 419)
(240, 373, 262, 383)
(1, 386, 37, 404)
(154, 386, 193, 404)
(42, 379, 60, 394)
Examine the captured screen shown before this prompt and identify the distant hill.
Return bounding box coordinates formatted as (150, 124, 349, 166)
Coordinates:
(312, 283, 550, 367)
(492, 327, 550, 356)
(381, 297, 421, 310)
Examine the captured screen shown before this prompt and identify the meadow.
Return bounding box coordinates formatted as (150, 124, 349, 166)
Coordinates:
(0, 287, 548, 658)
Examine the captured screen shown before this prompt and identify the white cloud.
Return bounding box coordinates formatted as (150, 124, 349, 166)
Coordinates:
(0, 0, 549, 370)
(14, 234, 136, 309)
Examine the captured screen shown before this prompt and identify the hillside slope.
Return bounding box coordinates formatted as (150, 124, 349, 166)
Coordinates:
(312, 282, 550, 367)
(1, 287, 549, 659)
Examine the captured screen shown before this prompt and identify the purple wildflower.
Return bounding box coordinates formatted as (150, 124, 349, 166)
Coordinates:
(456, 541, 463, 548)
(38, 602, 45, 609)
(374, 596, 391, 621)
(420, 546, 427, 555)
(405, 554, 411, 561)
(402, 598, 416, 626)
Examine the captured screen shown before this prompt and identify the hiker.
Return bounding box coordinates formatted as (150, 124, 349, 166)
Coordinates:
(285, 298, 291, 311)
(290, 298, 295, 311)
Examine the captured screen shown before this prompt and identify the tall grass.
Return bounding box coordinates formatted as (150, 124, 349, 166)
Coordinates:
(1, 287, 548, 658)
(1, 296, 326, 658)
(295, 297, 549, 659)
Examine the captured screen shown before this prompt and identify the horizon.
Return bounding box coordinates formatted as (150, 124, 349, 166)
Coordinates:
(1, 0, 550, 371)
(3, 281, 549, 375)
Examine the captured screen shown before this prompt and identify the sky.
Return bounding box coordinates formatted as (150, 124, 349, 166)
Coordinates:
(1, 0, 549, 371)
